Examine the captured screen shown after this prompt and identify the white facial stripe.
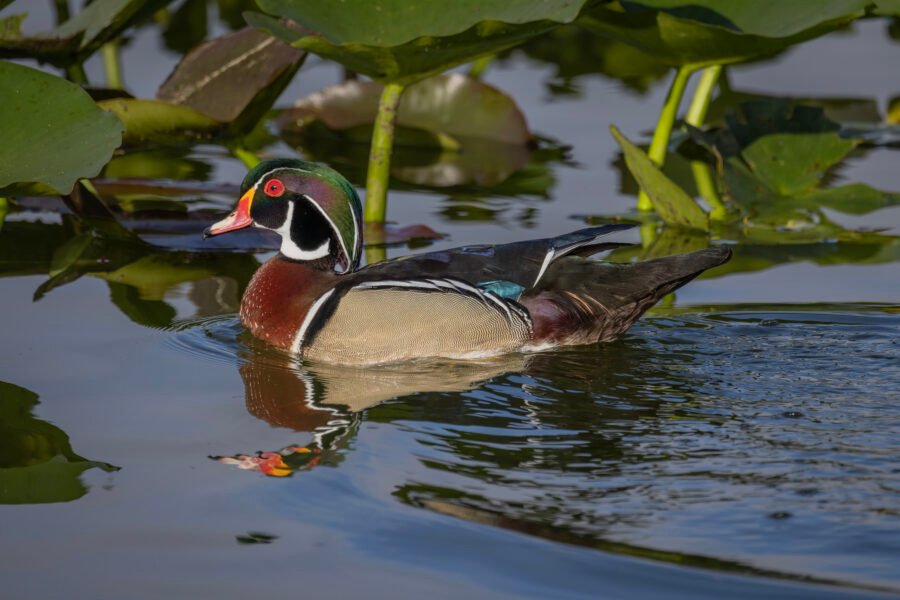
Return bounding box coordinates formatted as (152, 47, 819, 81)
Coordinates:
(291, 288, 336, 354)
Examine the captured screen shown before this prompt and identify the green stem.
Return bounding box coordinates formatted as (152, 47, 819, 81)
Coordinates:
(0, 197, 9, 232)
(468, 54, 494, 79)
(685, 66, 728, 221)
(231, 146, 261, 169)
(690, 160, 727, 221)
(684, 65, 721, 127)
(364, 81, 405, 223)
(637, 64, 697, 211)
(66, 63, 88, 85)
(102, 41, 123, 89)
(53, 0, 71, 24)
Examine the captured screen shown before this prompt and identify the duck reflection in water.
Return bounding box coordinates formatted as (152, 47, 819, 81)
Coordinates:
(211, 347, 531, 476)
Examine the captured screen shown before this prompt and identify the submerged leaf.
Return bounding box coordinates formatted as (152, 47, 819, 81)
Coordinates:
(0, 62, 123, 195)
(157, 27, 305, 123)
(610, 126, 708, 230)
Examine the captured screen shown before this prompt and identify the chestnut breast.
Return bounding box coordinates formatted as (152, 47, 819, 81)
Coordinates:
(240, 256, 337, 351)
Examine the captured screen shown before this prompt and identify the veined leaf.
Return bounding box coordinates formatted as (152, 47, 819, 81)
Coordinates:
(247, 0, 591, 84)
(157, 27, 305, 124)
(610, 126, 708, 230)
(0, 62, 123, 195)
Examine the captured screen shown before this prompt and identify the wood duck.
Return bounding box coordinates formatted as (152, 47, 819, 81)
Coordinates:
(204, 158, 731, 364)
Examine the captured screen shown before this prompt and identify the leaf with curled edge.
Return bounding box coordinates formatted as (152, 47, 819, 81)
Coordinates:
(157, 26, 305, 127)
(246, 2, 591, 85)
(279, 74, 532, 188)
(579, 1, 865, 68)
(0, 62, 123, 195)
(610, 125, 708, 231)
(0, 0, 170, 65)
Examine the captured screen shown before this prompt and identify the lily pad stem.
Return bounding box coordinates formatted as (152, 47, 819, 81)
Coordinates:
(102, 41, 123, 90)
(469, 55, 494, 79)
(231, 146, 261, 169)
(637, 64, 697, 211)
(685, 65, 728, 221)
(364, 81, 405, 223)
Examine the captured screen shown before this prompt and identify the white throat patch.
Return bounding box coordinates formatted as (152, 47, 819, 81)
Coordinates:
(273, 201, 331, 261)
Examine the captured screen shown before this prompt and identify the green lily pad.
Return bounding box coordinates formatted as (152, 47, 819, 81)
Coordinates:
(723, 101, 858, 196)
(248, 0, 591, 84)
(0, 62, 123, 195)
(620, 0, 869, 37)
(157, 27, 305, 125)
(98, 98, 223, 145)
(257, 0, 587, 47)
(0, 0, 170, 65)
(610, 125, 708, 230)
(686, 100, 900, 221)
(579, 1, 864, 68)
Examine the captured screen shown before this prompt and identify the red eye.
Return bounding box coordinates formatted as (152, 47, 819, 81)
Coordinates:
(264, 178, 285, 197)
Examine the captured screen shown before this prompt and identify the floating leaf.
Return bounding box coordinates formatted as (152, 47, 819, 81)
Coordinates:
(157, 27, 305, 124)
(281, 75, 534, 188)
(723, 101, 857, 196)
(0, 62, 123, 195)
(610, 125, 708, 230)
(281, 74, 530, 144)
(0, 0, 170, 65)
(248, 0, 591, 84)
(98, 98, 223, 145)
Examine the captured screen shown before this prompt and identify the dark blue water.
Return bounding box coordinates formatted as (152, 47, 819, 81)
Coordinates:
(2, 9, 900, 599)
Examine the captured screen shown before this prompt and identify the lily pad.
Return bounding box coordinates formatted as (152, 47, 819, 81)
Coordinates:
(0, 62, 123, 195)
(98, 98, 223, 145)
(579, 1, 864, 68)
(157, 26, 305, 125)
(619, 0, 869, 37)
(281, 74, 530, 145)
(722, 101, 858, 196)
(281, 75, 534, 187)
(610, 125, 708, 230)
(0, 0, 170, 65)
(248, 0, 591, 84)
(256, 0, 587, 47)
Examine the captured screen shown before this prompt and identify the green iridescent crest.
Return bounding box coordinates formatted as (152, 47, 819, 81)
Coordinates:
(242, 159, 363, 272)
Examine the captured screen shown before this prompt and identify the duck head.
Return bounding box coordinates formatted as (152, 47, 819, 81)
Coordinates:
(204, 158, 363, 273)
